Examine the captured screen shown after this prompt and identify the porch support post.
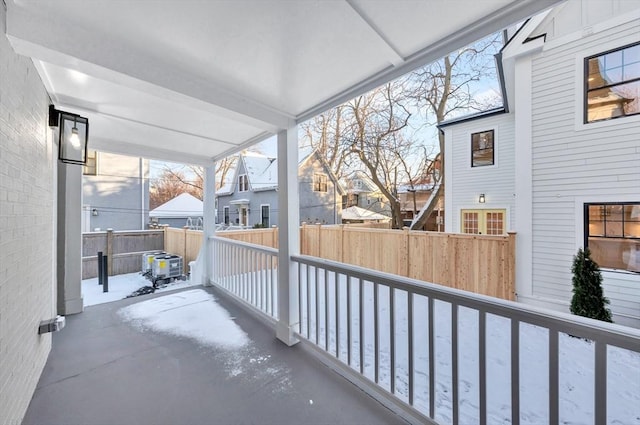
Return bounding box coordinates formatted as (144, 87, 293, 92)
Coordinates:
(276, 126, 300, 346)
(56, 162, 83, 314)
(202, 164, 216, 286)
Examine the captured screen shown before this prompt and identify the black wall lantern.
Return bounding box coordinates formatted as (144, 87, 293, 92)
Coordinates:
(49, 105, 89, 165)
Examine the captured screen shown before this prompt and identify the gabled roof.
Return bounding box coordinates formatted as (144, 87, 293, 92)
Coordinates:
(149, 193, 203, 218)
(217, 148, 345, 196)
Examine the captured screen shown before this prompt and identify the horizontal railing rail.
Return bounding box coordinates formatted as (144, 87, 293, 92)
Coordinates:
(211, 236, 279, 321)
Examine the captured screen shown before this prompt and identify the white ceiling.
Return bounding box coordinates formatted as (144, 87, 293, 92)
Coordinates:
(6, 0, 558, 165)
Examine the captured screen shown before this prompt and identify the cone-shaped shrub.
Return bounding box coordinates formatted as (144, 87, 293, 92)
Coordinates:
(570, 248, 612, 323)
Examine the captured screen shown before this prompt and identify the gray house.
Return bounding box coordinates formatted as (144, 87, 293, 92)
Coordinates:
(217, 149, 344, 227)
(82, 151, 149, 231)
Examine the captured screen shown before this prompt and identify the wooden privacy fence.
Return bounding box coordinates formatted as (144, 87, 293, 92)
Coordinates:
(164, 225, 516, 300)
(82, 230, 164, 279)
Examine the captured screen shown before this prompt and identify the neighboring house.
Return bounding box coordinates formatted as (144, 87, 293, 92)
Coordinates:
(82, 150, 149, 231)
(340, 170, 391, 216)
(149, 193, 203, 229)
(440, 3, 640, 326)
(216, 149, 344, 227)
(398, 182, 444, 230)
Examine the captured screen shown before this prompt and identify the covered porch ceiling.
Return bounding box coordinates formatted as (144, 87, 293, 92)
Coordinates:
(6, 0, 558, 166)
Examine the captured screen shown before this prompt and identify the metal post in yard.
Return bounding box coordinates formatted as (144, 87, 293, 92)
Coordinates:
(97, 251, 104, 285)
(102, 254, 109, 293)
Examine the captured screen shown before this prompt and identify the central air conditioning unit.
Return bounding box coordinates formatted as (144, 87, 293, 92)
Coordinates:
(151, 254, 184, 287)
(142, 251, 166, 277)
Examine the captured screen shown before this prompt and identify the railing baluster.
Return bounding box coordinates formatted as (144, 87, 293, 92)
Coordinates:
(306, 264, 311, 339)
(336, 272, 340, 358)
(315, 266, 319, 345)
(408, 292, 414, 406)
(452, 303, 459, 425)
(479, 310, 487, 425)
(511, 319, 520, 425)
(347, 275, 352, 367)
(359, 278, 364, 375)
(595, 341, 607, 425)
(298, 259, 303, 334)
(549, 329, 559, 425)
(428, 296, 435, 419)
(374, 282, 379, 384)
(325, 269, 329, 351)
(390, 287, 396, 394)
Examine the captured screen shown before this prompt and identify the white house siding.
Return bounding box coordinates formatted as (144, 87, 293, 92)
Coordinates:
(445, 114, 516, 233)
(530, 14, 640, 326)
(0, 5, 56, 423)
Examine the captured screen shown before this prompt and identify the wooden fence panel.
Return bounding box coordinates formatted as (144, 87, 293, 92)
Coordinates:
(162, 225, 516, 300)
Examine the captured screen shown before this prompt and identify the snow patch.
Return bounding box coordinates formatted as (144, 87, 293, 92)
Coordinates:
(119, 289, 248, 349)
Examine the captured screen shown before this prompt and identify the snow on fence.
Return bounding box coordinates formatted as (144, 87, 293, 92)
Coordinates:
(166, 225, 516, 300)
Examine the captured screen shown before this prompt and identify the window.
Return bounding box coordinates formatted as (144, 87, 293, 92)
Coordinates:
(461, 209, 506, 235)
(314, 173, 327, 192)
(238, 174, 249, 192)
(471, 130, 494, 167)
(585, 42, 640, 123)
(585, 202, 640, 272)
(223, 206, 230, 225)
(342, 193, 359, 208)
(261, 205, 270, 228)
(83, 150, 97, 175)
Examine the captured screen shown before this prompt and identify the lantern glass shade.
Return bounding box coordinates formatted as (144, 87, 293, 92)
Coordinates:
(58, 112, 89, 164)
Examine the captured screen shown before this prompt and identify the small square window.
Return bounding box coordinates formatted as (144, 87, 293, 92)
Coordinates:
(471, 130, 494, 167)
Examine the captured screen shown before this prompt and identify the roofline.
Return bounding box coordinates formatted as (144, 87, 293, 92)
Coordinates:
(437, 106, 507, 129)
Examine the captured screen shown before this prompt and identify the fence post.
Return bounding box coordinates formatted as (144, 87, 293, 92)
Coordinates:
(106, 228, 113, 276)
(400, 227, 410, 277)
(97, 251, 104, 285)
(300, 223, 306, 255)
(340, 224, 345, 263)
(316, 223, 322, 257)
(272, 225, 278, 249)
(507, 232, 517, 301)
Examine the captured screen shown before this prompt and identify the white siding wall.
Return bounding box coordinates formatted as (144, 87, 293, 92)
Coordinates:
(530, 15, 640, 326)
(0, 4, 56, 423)
(446, 114, 516, 233)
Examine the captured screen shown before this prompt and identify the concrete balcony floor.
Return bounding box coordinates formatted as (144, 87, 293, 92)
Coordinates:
(23, 285, 406, 425)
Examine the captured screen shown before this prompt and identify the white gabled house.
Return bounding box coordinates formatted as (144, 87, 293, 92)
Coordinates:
(441, 2, 640, 327)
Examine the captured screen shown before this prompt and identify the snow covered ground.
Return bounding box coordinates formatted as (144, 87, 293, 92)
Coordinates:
(82, 272, 198, 307)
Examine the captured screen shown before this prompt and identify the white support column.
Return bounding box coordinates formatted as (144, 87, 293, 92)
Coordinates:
(56, 162, 83, 314)
(276, 127, 300, 346)
(202, 164, 216, 286)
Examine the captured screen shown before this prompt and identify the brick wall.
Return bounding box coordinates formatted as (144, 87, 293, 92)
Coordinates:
(0, 4, 56, 423)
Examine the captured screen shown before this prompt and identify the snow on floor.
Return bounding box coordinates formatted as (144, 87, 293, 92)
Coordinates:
(119, 289, 248, 349)
(82, 272, 197, 307)
(118, 289, 293, 392)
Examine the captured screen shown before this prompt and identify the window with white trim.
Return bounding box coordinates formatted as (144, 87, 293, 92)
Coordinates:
(261, 205, 270, 228)
(585, 202, 640, 272)
(238, 174, 249, 192)
(313, 173, 327, 192)
(585, 42, 640, 123)
(471, 130, 494, 167)
(223, 206, 230, 225)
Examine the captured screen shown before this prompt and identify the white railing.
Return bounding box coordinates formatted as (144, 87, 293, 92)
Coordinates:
(209, 238, 640, 425)
(292, 254, 640, 425)
(211, 236, 278, 320)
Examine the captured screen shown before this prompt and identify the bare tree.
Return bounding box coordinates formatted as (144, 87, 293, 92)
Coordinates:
(344, 80, 429, 229)
(409, 33, 502, 229)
